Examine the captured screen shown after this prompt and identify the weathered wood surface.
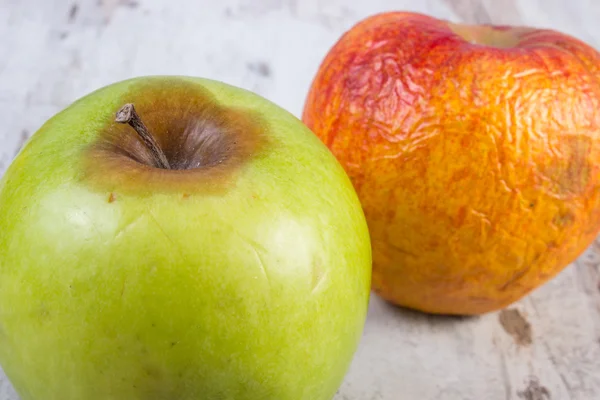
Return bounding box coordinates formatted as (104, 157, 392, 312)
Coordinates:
(1, 1, 600, 399)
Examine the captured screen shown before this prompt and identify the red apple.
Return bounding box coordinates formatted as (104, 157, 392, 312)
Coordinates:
(303, 11, 600, 315)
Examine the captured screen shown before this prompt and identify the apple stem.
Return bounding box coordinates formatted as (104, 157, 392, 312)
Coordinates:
(115, 103, 171, 169)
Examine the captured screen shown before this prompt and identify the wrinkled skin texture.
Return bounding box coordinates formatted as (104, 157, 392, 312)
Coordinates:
(0, 76, 372, 399)
(302, 12, 600, 315)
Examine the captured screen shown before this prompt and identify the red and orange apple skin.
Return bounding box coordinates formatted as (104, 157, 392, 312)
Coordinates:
(303, 11, 600, 315)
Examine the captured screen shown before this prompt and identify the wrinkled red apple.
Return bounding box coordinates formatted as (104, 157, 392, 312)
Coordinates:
(303, 11, 600, 315)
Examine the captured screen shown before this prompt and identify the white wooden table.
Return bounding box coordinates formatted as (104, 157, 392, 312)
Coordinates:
(2, 1, 600, 399)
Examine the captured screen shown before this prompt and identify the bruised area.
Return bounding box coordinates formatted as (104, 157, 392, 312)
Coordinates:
(82, 79, 269, 195)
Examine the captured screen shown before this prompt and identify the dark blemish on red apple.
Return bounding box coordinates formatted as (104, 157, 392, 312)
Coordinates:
(499, 308, 532, 346)
(518, 377, 550, 400)
(537, 135, 592, 198)
(68, 3, 79, 22)
(557, 135, 592, 196)
(247, 62, 272, 77)
(552, 210, 575, 227)
(108, 192, 116, 203)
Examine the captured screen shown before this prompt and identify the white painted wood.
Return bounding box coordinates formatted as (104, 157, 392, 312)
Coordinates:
(1, 1, 599, 399)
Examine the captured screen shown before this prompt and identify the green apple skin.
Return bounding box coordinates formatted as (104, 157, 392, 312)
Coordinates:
(0, 76, 372, 400)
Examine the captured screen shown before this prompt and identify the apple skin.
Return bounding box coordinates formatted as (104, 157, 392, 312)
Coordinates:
(302, 11, 600, 315)
(0, 76, 372, 399)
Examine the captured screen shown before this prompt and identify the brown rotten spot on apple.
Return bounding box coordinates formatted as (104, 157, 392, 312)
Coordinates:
(84, 79, 269, 195)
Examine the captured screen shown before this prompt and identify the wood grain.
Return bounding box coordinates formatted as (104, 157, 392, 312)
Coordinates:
(1, 1, 599, 399)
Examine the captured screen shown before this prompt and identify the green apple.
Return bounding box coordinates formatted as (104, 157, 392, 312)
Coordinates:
(0, 76, 372, 400)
